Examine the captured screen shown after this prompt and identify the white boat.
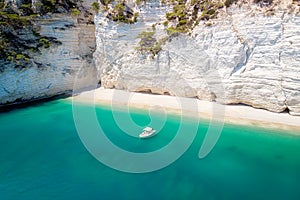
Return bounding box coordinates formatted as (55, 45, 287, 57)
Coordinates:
(139, 127, 157, 138)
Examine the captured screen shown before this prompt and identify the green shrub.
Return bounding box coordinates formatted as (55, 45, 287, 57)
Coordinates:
(0, 1, 4, 10)
(166, 12, 177, 20)
(91, 2, 100, 13)
(178, 19, 187, 26)
(163, 0, 224, 34)
(40, 0, 56, 14)
(136, 31, 167, 56)
(71, 8, 81, 15)
(224, 0, 237, 7)
(109, 1, 137, 23)
(7, 56, 13, 61)
(166, 26, 180, 35)
(16, 54, 26, 60)
(163, 20, 168, 26)
(39, 38, 51, 48)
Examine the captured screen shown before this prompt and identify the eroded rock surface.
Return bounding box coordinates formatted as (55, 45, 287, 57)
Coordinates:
(95, 0, 300, 115)
(0, 0, 97, 105)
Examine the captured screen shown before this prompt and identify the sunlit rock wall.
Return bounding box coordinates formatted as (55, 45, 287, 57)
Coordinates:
(0, 13, 97, 105)
(94, 0, 300, 115)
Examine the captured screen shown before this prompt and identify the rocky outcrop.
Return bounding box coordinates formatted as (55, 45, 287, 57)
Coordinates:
(0, 0, 97, 105)
(95, 0, 300, 115)
(0, 15, 97, 104)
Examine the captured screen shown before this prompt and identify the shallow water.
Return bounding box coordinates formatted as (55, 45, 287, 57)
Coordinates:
(0, 99, 300, 199)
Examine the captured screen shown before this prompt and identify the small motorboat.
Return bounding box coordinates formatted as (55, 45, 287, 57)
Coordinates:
(139, 127, 157, 138)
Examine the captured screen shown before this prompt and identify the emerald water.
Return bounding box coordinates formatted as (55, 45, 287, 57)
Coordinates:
(0, 99, 300, 199)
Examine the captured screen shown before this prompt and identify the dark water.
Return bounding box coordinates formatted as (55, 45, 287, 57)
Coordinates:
(0, 99, 300, 199)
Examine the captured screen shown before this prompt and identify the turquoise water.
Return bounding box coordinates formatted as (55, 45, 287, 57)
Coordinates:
(0, 99, 300, 199)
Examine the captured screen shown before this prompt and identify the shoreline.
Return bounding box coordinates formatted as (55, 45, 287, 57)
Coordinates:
(70, 87, 300, 133)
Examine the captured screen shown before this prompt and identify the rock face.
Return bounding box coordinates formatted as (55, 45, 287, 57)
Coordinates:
(94, 0, 300, 115)
(0, 1, 97, 105)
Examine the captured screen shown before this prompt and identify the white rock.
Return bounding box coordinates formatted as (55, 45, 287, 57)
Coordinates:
(95, 1, 300, 115)
(0, 14, 97, 105)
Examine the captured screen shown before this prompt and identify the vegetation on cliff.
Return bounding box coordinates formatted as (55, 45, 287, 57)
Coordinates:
(135, 31, 168, 56)
(0, 0, 89, 66)
(134, 0, 228, 56)
(1, 0, 299, 62)
(91, 2, 100, 13)
(133, 0, 299, 56)
(93, 0, 297, 57)
(98, 0, 139, 23)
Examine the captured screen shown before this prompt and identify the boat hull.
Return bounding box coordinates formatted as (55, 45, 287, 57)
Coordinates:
(139, 130, 157, 139)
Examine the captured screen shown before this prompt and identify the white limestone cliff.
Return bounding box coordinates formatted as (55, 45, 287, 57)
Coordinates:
(94, 0, 300, 115)
(0, 1, 98, 105)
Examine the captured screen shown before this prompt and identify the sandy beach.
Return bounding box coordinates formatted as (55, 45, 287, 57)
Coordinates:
(70, 87, 300, 133)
